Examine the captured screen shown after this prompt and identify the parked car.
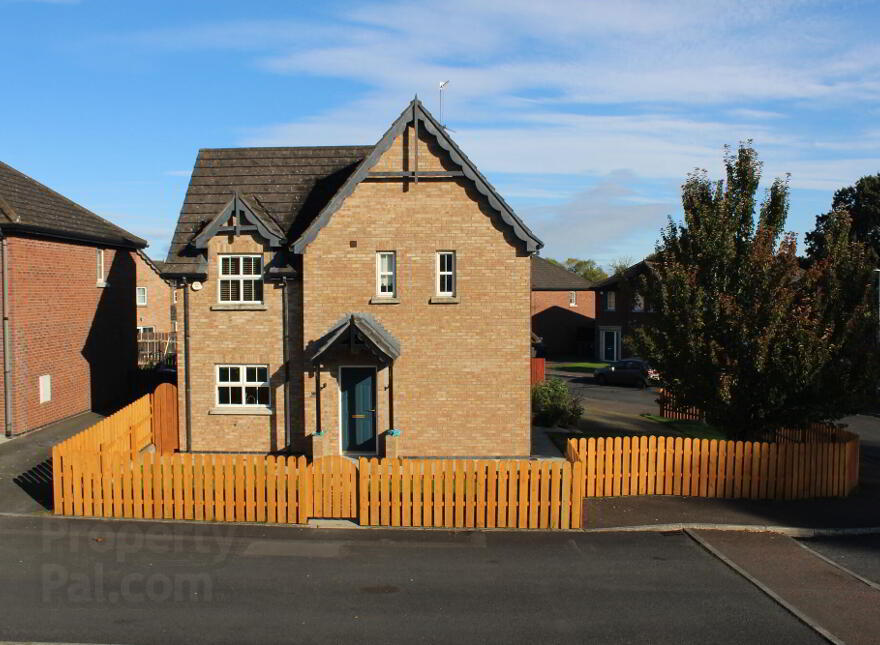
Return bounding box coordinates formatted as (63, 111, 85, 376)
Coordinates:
(594, 358, 659, 388)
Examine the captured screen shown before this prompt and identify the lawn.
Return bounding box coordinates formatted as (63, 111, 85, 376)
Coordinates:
(545, 414, 728, 454)
(550, 361, 608, 374)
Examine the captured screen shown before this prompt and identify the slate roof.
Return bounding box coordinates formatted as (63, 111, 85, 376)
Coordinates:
(163, 146, 372, 276)
(0, 161, 146, 248)
(309, 313, 401, 363)
(591, 260, 649, 290)
(531, 256, 593, 290)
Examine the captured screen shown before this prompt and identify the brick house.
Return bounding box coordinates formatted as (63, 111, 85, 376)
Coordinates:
(134, 250, 175, 334)
(530, 256, 595, 358)
(162, 98, 543, 457)
(0, 160, 146, 437)
(591, 259, 654, 362)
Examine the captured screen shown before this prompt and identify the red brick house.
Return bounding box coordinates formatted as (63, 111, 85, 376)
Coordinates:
(591, 259, 654, 362)
(530, 256, 595, 357)
(0, 161, 146, 437)
(134, 250, 175, 334)
(162, 98, 543, 457)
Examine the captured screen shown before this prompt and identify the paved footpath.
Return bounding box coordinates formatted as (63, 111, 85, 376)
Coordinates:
(691, 530, 880, 645)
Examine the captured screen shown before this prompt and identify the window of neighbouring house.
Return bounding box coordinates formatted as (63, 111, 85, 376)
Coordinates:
(437, 251, 456, 296)
(219, 255, 263, 303)
(96, 249, 105, 285)
(39, 374, 51, 404)
(137, 326, 155, 335)
(632, 292, 644, 312)
(216, 364, 270, 407)
(569, 291, 577, 307)
(136, 287, 148, 306)
(376, 251, 396, 297)
(604, 291, 616, 312)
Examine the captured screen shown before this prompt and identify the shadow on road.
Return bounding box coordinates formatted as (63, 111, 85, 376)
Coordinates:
(13, 458, 54, 512)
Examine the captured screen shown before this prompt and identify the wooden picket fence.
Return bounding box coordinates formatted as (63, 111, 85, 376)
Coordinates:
(657, 390, 704, 421)
(358, 458, 582, 529)
(52, 391, 583, 529)
(566, 431, 860, 500)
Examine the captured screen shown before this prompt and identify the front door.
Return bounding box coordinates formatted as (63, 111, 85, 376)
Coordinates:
(602, 330, 618, 363)
(340, 367, 377, 454)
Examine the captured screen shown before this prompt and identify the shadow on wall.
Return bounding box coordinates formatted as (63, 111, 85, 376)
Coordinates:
(533, 305, 594, 358)
(81, 249, 137, 415)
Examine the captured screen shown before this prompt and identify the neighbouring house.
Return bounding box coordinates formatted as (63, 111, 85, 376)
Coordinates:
(162, 98, 543, 457)
(530, 256, 595, 358)
(0, 160, 146, 437)
(591, 259, 654, 362)
(135, 250, 175, 334)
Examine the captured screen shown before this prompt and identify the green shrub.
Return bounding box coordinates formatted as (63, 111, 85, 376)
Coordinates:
(532, 377, 583, 427)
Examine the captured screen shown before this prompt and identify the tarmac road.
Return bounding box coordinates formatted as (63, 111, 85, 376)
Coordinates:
(0, 515, 826, 645)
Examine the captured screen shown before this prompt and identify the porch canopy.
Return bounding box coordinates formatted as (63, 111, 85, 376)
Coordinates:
(310, 313, 401, 365)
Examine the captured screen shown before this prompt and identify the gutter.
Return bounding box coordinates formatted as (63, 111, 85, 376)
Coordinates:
(182, 278, 192, 451)
(1, 233, 12, 437)
(0, 222, 146, 250)
(281, 277, 291, 450)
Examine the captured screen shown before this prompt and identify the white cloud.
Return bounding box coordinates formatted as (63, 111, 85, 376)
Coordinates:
(164, 170, 191, 177)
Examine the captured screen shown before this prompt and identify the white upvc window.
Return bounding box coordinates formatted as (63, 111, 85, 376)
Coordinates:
(39, 374, 51, 404)
(376, 251, 396, 297)
(569, 291, 577, 307)
(136, 287, 147, 306)
(605, 291, 616, 312)
(216, 364, 270, 407)
(96, 249, 105, 285)
(219, 255, 263, 303)
(632, 292, 644, 312)
(436, 251, 456, 296)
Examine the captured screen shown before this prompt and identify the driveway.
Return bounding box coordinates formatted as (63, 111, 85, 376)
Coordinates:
(0, 411, 102, 514)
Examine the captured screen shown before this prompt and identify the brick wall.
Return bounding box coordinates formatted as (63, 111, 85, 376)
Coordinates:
(134, 253, 174, 333)
(530, 289, 595, 357)
(302, 124, 532, 457)
(0, 235, 137, 435)
(594, 277, 656, 361)
(177, 233, 287, 453)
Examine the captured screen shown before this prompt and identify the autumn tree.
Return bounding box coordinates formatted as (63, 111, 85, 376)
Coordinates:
(633, 143, 879, 439)
(548, 257, 608, 283)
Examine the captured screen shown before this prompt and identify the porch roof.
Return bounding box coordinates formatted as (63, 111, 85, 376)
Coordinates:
(310, 313, 401, 364)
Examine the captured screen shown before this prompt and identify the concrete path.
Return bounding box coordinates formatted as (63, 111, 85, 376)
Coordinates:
(0, 411, 102, 514)
(691, 530, 880, 645)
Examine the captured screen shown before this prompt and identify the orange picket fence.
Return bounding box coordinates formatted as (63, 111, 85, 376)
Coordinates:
(566, 431, 859, 500)
(359, 458, 582, 529)
(52, 391, 583, 529)
(657, 390, 704, 421)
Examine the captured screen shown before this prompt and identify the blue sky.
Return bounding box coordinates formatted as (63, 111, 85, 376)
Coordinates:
(2, 0, 879, 270)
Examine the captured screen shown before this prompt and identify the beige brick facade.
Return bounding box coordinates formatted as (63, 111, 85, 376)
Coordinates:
(177, 120, 533, 457)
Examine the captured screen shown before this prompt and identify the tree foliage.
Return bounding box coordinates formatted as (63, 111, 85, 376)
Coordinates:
(548, 257, 609, 283)
(609, 256, 636, 277)
(806, 172, 880, 260)
(633, 143, 879, 439)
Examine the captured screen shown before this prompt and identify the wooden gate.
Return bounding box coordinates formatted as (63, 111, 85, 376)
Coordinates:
(310, 456, 358, 519)
(151, 382, 179, 453)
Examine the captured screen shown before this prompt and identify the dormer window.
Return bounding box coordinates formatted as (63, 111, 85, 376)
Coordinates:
(219, 254, 263, 303)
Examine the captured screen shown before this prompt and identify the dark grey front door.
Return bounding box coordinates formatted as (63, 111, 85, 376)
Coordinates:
(603, 330, 618, 362)
(341, 367, 377, 453)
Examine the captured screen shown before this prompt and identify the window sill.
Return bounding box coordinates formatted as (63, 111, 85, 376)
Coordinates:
(96, 280, 109, 289)
(210, 304, 268, 311)
(369, 297, 400, 305)
(137, 304, 147, 308)
(209, 407, 272, 416)
(429, 296, 460, 304)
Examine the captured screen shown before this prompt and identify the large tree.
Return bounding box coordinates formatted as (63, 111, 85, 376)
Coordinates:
(806, 172, 880, 260)
(633, 143, 879, 439)
(548, 257, 608, 283)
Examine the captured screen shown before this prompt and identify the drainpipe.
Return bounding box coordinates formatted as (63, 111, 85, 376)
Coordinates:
(281, 276, 291, 450)
(1, 233, 13, 437)
(182, 278, 192, 452)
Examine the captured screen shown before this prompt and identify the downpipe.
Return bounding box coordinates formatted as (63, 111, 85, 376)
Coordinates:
(1, 234, 12, 437)
(182, 278, 192, 451)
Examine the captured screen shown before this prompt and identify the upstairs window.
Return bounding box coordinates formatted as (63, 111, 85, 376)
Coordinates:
(217, 365, 270, 407)
(437, 251, 456, 296)
(632, 293, 644, 312)
(603, 291, 616, 312)
(136, 287, 147, 306)
(376, 251, 396, 297)
(96, 249, 105, 285)
(219, 255, 263, 303)
(569, 291, 577, 307)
